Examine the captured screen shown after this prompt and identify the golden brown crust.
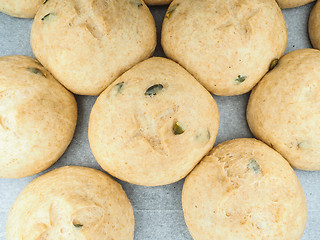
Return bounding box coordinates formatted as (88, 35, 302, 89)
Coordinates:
(247, 49, 320, 170)
(0, 55, 77, 178)
(6, 166, 134, 240)
(161, 0, 287, 96)
(276, 0, 315, 8)
(31, 0, 156, 95)
(182, 138, 307, 240)
(89, 57, 219, 186)
(0, 0, 43, 18)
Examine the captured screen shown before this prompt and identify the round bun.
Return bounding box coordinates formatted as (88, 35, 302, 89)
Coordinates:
(31, 0, 156, 95)
(247, 49, 320, 170)
(183, 138, 307, 240)
(0, 56, 77, 178)
(0, 0, 42, 18)
(161, 0, 287, 96)
(276, 0, 315, 8)
(6, 166, 134, 240)
(89, 57, 219, 186)
(309, 0, 320, 49)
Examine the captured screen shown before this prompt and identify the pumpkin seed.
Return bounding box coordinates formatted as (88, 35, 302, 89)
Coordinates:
(173, 121, 185, 135)
(234, 75, 247, 85)
(269, 58, 279, 71)
(248, 159, 260, 174)
(114, 82, 124, 94)
(196, 129, 210, 144)
(41, 13, 55, 21)
(130, 0, 143, 7)
(166, 4, 179, 19)
(28, 67, 45, 77)
(298, 141, 310, 149)
(145, 84, 163, 96)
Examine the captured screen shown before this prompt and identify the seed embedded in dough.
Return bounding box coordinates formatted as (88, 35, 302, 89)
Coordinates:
(234, 75, 247, 85)
(114, 82, 125, 94)
(41, 13, 55, 22)
(130, 0, 143, 7)
(298, 141, 310, 150)
(173, 121, 185, 135)
(28, 67, 45, 77)
(166, 4, 179, 19)
(247, 158, 260, 174)
(145, 84, 164, 96)
(73, 223, 83, 228)
(195, 129, 210, 144)
(269, 58, 279, 70)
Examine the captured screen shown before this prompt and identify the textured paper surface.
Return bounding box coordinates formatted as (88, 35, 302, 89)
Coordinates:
(0, 3, 319, 239)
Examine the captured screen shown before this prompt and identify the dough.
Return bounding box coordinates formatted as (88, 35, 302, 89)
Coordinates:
(0, 55, 77, 178)
(31, 0, 156, 95)
(0, 0, 43, 18)
(276, 0, 315, 8)
(182, 138, 307, 240)
(247, 49, 320, 170)
(6, 166, 134, 240)
(89, 57, 219, 186)
(161, 0, 287, 96)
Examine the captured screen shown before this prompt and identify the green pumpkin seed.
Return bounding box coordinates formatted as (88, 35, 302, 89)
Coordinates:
(173, 121, 185, 135)
(269, 58, 279, 71)
(196, 129, 210, 144)
(114, 82, 124, 94)
(145, 84, 163, 96)
(28, 68, 45, 77)
(234, 75, 247, 85)
(74, 224, 83, 228)
(41, 13, 55, 21)
(130, 0, 143, 7)
(248, 159, 260, 174)
(298, 141, 309, 149)
(166, 4, 179, 19)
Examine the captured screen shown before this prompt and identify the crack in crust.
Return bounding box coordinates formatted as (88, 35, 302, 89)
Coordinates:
(0, 115, 9, 130)
(28, 200, 105, 239)
(131, 105, 179, 155)
(212, 154, 270, 235)
(214, 0, 259, 38)
(69, 0, 109, 39)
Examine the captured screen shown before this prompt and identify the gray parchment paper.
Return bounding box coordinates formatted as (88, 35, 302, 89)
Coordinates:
(0, 2, 319, 239)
